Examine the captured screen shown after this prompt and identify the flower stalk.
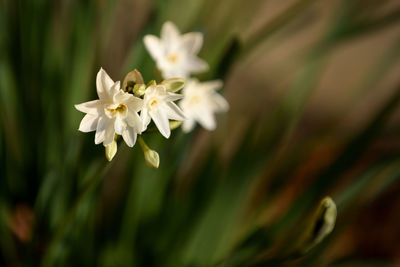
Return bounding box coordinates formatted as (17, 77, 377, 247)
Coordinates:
(138, 136, 159, 169)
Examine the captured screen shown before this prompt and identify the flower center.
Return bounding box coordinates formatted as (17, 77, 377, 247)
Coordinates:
(189, 95, 201, 105)
(150, 100, 158, 107)
(147, 97, 162, 111)
(105, 103, 127, 118)
(108, 104, 126, 113)
(167, 53, 179, 63)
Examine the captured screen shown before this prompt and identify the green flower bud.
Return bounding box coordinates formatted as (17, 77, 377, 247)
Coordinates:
(132, 84, 146, 97)
(161, 78, 185, 92)
(144, 149, 160, 169)
(138, 136, 160, 169)
(105, 140, 117, 161)
(169, 120, 182, 130)
(300, 197, 337, 254)
(146, 80, 157, 87)
(313, 197, 336, 244)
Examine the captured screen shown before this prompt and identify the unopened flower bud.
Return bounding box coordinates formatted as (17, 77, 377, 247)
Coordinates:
(146, 80, 157, 87)
(299, 197, 337, 254)
(161, 78, 185, 92)
(144, 149, 160, 169)
(312, 197, 336, 245)
(132, 84, 146, 97)
(122, 69, 144, 92)
(138, 136, 160, 169)
(105, 140, 117, 161)
(169, 120, 182, 130)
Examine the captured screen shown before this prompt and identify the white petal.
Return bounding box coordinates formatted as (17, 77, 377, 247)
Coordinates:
(183, 78, 200, 90)
(161, 21, 180, 50)
(126, 110, 143, 132)
(109, 81, 121, 98)
(202, 80, 223, 92)
(164, 102, 185, 121)
(161, 68, 189, 80)
(165, 92, 183, 102)
(78, 114, 99, 132)
(103, 123, 115, 146)
(144, 85, 158, 96)
(155, 84, 167, 94)
(95, 117, 106, 144)
(96, 68, 114, 100)
(213, 93, 229, 112)
(113, 89, 131, 103)
(125, 95, 144, 112)
(194, 109, 216, 130)
(182, 118, 195, 133)
(75, 100, 102, 115)
(140, 109, 151, 130)
(122, 128, 137, 147)
(150, 109, 171, 138)
(144, 35, 164, 60)
(181, 32, 203, 54)
(184, 56, 209, 73)
(114, 118, 126, 135)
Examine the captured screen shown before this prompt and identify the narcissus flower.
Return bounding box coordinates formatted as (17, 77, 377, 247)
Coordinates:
(179, 78, 229, 132)
(141, 84, 185, 138)
(75, 68, 144, 147)
(143, 21, 209, 79)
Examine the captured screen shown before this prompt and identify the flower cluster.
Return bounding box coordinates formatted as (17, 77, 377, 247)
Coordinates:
(75, 68, 185, 166)
(75, 21, 229, 168)
(144, 21, 229, 133)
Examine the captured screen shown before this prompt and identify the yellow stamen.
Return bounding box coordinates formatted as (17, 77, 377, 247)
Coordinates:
(190, 96, 201, 104)
(167, 53, 179, 63)
(108, 104, 126, 113)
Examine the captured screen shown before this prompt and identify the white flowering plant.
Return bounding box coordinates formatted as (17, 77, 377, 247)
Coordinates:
(75, 68, 186, 167)
(76, 21, 229, 168)
(6, 1, 397, 266)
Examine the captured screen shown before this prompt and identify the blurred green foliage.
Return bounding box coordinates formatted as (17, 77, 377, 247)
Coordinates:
(1, 0, 400, 266)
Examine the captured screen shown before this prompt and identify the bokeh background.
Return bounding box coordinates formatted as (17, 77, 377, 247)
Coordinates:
(1, 0, 400, 266)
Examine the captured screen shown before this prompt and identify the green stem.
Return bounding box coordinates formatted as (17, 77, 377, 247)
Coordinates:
(137, 135, 149, 152)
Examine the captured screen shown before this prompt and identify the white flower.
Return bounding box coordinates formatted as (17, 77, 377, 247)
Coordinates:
(143, 21, 209, 79)
(179, 78, 229, 132)
(75, 68, 144, 147)
(141, 84, 185, 138)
